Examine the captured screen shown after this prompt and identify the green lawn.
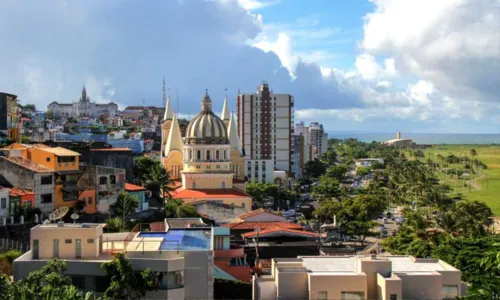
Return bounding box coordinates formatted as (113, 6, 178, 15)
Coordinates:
(422, 145, 500, 215)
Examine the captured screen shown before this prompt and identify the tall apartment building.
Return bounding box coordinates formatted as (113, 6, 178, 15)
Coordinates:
(237, 82, 294, 173)
(308, 122, 328, 158)
(0, 92, 20, 142)
(291, 135, 303, 179)
(295, 122, 312, 164)
(253, 255, 464, 300)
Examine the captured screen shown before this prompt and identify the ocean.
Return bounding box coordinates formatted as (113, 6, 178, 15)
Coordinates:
(327, 132, 500, 145)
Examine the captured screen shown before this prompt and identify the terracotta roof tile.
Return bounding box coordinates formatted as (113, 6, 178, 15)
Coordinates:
(241, 228, 318, 238)
(171, 188, 250, 199)
(125, 183, 147, 191)
(1, 156, 53, 173)
(9, 187, 35, 197)
(237, 208, 283, 220)
(222, 221, 303, 230)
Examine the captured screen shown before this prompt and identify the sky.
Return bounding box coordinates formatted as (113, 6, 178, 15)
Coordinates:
(0, 0, 499, 134)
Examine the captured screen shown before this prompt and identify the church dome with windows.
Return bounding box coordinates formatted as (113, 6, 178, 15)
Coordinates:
(185, 91, 229, 145)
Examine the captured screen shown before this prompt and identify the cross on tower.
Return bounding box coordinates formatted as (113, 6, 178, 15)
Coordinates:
(205, 88, 208, 95)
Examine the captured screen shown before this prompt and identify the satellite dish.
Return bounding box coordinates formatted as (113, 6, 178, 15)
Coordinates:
(43, 219, 50, 225)
(70, 213, 80, 224)
(49, 206, 69, 223)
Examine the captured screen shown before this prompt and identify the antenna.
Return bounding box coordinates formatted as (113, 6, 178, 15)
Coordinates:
(70, 213, 80, 224)
(49, 206, 69, 223)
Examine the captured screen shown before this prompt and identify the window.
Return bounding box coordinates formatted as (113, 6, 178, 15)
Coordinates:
(216, 165, 220, 169)
(158, 271, 183, 290)
(70, 276, 86, 290)
(41, 194, 52, 204)
(318, 291, 328, 300)
(41, 175, 53, 185)
(109, 175, 116, 184)
(206, 165, 211, 169)
(241, 203, 245, 209)
(390, 295, 397, 300)
(0, 198, 6, 209)
(65, 239, 72, 244)
(33, 240, 39, 259)
(189, 150, 192, 160)
(196, 165, 200, 169)
(341, 292, 364, 300)
(197, 150, 201, 160)
(57, 156, 76, 163)
(99, 176, 107, 185)
(87, 239, 95, 244)
(88, 196, 93, 204)
(442, 285, 458, 299)
(222, 182, 225, 188)
(192, 182, 196, 189)
(46, 157, 51, 162)
(53, 239, 59, 258)
(206, 150, 211, 161)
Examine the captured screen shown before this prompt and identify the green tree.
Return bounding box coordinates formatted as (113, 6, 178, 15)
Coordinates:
(312, 176, 340, 200)
(111, 192, 139, 218)
(152, 164, 173, 199)
(356, 166, 371, 177)
(0, 250, 21, 276)
(303, 159, 326, 179)
(245, 181, 280, 208)
(44, 110, 54, 119)
(110, 192, 139, 231)
(133, 157, 160, 186)
(101, 253, 157, 300)
(164, 199, 199, 218)
(105, 217, 127, 233)
(470, 148, 478, 157)
(324, 165, 348, 181)
(10, 259, 92, 299)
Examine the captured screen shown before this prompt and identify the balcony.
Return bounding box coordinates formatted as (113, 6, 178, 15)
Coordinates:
(214, 245, 245, 258)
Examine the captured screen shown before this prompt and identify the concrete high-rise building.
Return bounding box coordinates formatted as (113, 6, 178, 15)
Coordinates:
(295, 122, 313, 164)
(291, 135, 303, 179)
(308, 122, 328, 158)
(0, 92, 20, 142)
(237, 82, 294, 173)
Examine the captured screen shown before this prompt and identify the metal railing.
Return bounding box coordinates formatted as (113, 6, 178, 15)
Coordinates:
(0, 238, 29, 252)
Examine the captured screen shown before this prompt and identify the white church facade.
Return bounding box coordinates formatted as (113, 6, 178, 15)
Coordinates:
(47, 86, 118, 118)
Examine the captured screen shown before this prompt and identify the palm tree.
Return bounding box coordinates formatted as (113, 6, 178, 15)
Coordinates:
(164, 199, 199, 218)
(470, 148, 478, 157)
(152, 164, 173, 201)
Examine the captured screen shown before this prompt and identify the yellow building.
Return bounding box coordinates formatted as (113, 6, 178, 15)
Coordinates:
(162, 91, 250, 210)
(0, 92, 20, 142)
(1, 143, 83, 209)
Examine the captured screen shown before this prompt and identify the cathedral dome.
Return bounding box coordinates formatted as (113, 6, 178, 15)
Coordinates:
(185, 92, 229, 145)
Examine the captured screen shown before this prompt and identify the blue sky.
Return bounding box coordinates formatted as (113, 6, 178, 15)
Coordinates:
(0, 0, 499, 134)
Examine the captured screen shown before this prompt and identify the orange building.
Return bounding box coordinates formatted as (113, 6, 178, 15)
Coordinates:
(1, 143, 85, 211)
(9, 188, 35, 207)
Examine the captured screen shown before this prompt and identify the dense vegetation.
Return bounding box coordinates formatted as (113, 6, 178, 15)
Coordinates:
(308, 138, 500, 298)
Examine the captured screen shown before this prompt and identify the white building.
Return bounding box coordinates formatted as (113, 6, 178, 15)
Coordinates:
(308, 122, 328, 158)
(237, 82, 294, 174)
(295, 122, 313, 164)
(244, 159, 274, 183)
(47, 86, 118, 118)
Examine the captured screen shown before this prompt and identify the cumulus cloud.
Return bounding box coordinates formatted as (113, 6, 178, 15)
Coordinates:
(0, 0, 498, 133)
(362, 0, 500, 103)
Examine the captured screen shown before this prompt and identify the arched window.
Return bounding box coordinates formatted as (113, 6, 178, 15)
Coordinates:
(206, 150, 211, 161)
(192, 182, 196, 189)
(222, 182, 225, 188)
(109, 175, 116, 184)
(197, 150, 201, 161)
(216, 150, 220, 160)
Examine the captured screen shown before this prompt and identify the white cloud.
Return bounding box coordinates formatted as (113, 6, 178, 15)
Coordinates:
(252, 33, 299, 77)
(354, 53, 398, 80)
(362, 0, 500, 102)
(237, 0, 280, 10)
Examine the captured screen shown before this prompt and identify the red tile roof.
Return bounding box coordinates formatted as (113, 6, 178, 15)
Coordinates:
(171, 188, 250, 199)
(237, 208, 283, 220)
(91, 148, 132, 152)
(125, 183, 147, 192)
(241, 228, 318, 238)
(9, 187, 35, 197)
(1, 156, 53, 173)
(223, 221, 303, 230)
